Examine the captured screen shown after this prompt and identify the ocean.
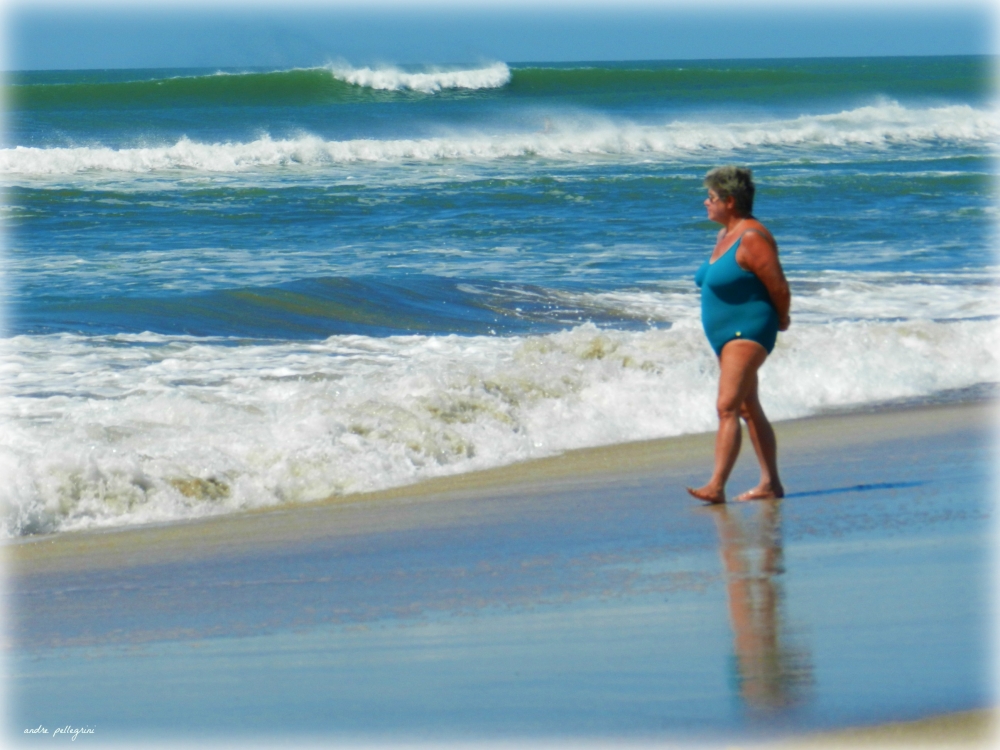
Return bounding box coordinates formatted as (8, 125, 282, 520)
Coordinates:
(2, 56, 997, 537)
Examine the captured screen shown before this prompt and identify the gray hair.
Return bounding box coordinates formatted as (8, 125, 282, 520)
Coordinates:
(704, 166, 755, 217)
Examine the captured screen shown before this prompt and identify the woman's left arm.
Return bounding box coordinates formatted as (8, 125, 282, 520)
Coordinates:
(737, 231, 791, 330)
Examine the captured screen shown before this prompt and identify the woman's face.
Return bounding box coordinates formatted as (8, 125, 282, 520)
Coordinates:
(705, 189, 735, 223)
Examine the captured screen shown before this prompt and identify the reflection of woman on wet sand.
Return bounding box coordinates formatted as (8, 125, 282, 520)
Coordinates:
(688, 166, 791, 504)
(707, 502, 811, 710)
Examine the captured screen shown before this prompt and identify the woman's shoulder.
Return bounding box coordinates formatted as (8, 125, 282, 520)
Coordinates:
(740, 219, 777, 249)
(735, 219, 780, 273)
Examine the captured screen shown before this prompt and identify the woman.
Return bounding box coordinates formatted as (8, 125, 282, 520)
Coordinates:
(687, 166, 790, 504)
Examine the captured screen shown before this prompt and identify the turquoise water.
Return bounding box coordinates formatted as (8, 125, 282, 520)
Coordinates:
(2, 56, 997, 535)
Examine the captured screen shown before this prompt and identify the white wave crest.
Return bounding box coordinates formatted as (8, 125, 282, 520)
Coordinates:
(568, 271, 1000, 326)
(328, 62, 511, 93)
(1, 304, 997, 537)
(2, 102, 994, 176)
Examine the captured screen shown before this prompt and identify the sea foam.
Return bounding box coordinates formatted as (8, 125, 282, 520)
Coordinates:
(327, 62, 511, 93)
(2, 274, 997, 537)
(2, 102, 994, 176)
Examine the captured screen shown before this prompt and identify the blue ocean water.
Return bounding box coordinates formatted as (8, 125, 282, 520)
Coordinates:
(2, 57, 997, 535)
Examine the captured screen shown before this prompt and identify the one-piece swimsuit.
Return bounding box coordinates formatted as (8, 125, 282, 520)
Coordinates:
(694, 234, 779, 357)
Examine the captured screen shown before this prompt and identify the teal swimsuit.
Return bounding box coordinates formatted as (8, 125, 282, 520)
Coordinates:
(695, 234, 779, 357)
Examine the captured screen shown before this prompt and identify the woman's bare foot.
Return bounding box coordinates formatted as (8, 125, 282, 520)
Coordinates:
(687, 485, 726, 504)
(734, 483, 784, 502)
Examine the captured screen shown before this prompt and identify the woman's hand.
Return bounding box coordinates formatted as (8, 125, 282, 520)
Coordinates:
(778, 314, 791, 331)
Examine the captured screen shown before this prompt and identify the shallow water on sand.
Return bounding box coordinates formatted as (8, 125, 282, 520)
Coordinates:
(7, 406, 992, 741)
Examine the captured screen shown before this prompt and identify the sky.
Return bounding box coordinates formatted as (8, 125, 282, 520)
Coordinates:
(4, 1, 997, 71)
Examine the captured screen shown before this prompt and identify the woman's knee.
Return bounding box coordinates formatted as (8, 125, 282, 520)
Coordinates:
(716, 397, 742, 420)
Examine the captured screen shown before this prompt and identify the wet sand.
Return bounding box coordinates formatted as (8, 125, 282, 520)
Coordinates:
(786, 708, 996, 747)
(6, 400, 996, 744)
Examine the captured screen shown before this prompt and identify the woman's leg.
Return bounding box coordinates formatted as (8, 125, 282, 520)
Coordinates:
(736, 383, 784, 501)
(687, 340, 768, 503)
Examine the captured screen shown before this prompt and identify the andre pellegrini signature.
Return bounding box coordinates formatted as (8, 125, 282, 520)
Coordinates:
(24, 725, 95, 740)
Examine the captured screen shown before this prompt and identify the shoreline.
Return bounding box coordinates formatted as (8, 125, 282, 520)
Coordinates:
(784, 708, 996, 747)
(7, 396, 994, 740)
(6, 397, 996, 576)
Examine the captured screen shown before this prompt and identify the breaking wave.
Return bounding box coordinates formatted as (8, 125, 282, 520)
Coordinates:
(2, 271, 997, 537)
(327, 62, 511, 93)
(2, 102, 993, 176)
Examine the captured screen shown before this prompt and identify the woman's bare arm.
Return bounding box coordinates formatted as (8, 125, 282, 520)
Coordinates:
(736, 230, 791, 330)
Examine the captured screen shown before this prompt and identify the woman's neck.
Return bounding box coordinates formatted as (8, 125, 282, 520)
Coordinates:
(721, 213, 751, 234)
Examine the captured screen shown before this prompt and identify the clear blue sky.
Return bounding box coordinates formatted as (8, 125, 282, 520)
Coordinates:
(5, 2, 997, 71)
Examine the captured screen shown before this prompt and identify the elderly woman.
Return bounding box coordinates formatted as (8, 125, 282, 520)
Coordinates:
(688, 166, 790, 504)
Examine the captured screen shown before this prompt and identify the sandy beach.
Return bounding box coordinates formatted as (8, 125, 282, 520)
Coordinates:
(6, 399, 996, 745)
